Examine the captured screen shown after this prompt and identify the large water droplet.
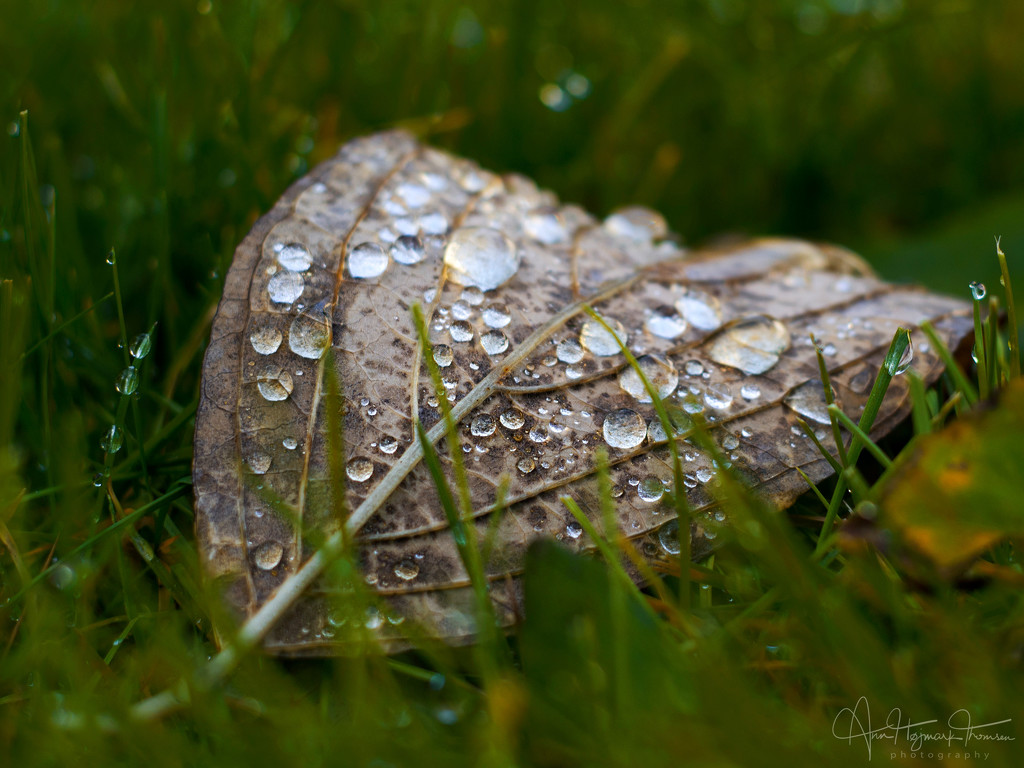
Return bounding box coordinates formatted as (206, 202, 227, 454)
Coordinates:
(740, 383, 761, 400)
(444, 227, 521, 291)
(891, 334, 914, 376)
(500, 409, 525, 430)
(277, 242, 313, 272)
(579, 317, 627, 356)
(517, 457, 536, 474)
(268, 270, 304, 304)
(346, 458, 374, 483)
(432, 344, 454, 367)
(253, 541, 283, 570)
(248, 452, 272, 475)
(129, 333, 152, 360)
(617, 355, 678, 403)
(250, 326, 283, 355)
(646, 306, 687, 339)
(379, 436, 399, 455)
(471, 413, 496, 437)
(524, 208, 568, 244)
(703, 382, 733, 410)
(288, 301, 332, 359)
(348, 242, 389, 279)
(658, 520, 681, 554)
(556, 338, 585, 364)
(391, 235, 426, 265)
(100, 424, 123, 454)
(116, 366, 139, 395)
(397, 183, 431, 208)
(638, 476, 665, 503)
(707, 316, 791, 374)
(783, 379, 836, 425)
(282, 437, 298, 450)
(480, 329, 509, 355)
(676, 290, 723, 331)
(450, 320, 474, 343)
(482, 303, 511, 328)
(602, 408, 646, 450)
(394, 559, 420, 581)
(969, 281, 987, 301)
(603, 206, 668, 243)
(257, 367, 294, 401)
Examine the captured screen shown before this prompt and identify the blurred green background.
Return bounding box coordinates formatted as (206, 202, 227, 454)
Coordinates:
(3, 3, 1024, 765)
(4, 0, 1024, 307)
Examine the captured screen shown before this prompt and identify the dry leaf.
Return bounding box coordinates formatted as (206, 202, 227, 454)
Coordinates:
(194, 131, 972, 653)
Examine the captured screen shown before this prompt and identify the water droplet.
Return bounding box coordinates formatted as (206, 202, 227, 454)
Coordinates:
(397, 183, 431, 208)
(429, 345, 453, 369)
(379, 436, 399, 455)
(970, 281, 987, 301)
(444, 227, 521, 291)
(250, 326, 283, 355)
(461, 287, 484, 306)
(365, 606, 384, 630)
(394, 559, 420, 581)
(115, 366, 139, 395)
(565, 520, 583, 539)
(450, 320, 474, 343)
(821, 342, 837, 357)
(129, 333, 152, 360)
(684, 359, 704, 376)
(106, 248, 116, 265)
(707, 315, 791, 374)
(646, 306, 688, 339)
(703, 382, 733, 410)
(638, 476, 665, 503)
(348, 242, 389, 279)
(255, 366, 293, 402)
(676, 290, 723, 331)
(253, 541, 283, 570)
(500, 409, 525, 430)
(482, 303, 511, 328)
(249, 452, 272, 474)
(268, 270, 304, 304)
(524, 208, 568, 244)
(282, 437, 298, 450)
(783, 379, 835, 425)
(346, 458, 374, 483)
(891, 335, 914, 376)
(603, 206, 668, 243)
(471, 413, 496, 437)
(696, 467, 714, 484)
(390, 235, 426, 265)
(579, 317, 627, 356)
(554, 338, 583, 365)
(419, 211, 448, 235)
(722, 433, 740, 450)
(617, 355, 678, 402)
(740, 383, 761, 400)
(528, 426, 549, 444)
(658, 520, 681, 555)
(100, 424, 123, 453)
(480, 329, 509, 355)
(517, 457, 536, 474)
(276, 242, 313, 272)
(288, 301, 332, 359)
(451, 300, 473, 321)
(602, 408, 646, 450)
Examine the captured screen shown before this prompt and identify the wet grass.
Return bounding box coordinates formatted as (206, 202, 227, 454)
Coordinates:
(3, 1, 1024, 766)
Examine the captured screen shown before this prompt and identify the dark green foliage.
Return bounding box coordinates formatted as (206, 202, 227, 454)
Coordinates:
(2, 1, 1024, 766)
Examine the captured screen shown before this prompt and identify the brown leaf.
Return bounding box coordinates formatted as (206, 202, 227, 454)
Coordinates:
(193, 131, 973, 653)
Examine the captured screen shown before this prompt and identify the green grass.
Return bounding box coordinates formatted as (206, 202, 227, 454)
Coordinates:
(3, 1, 1024, 766)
